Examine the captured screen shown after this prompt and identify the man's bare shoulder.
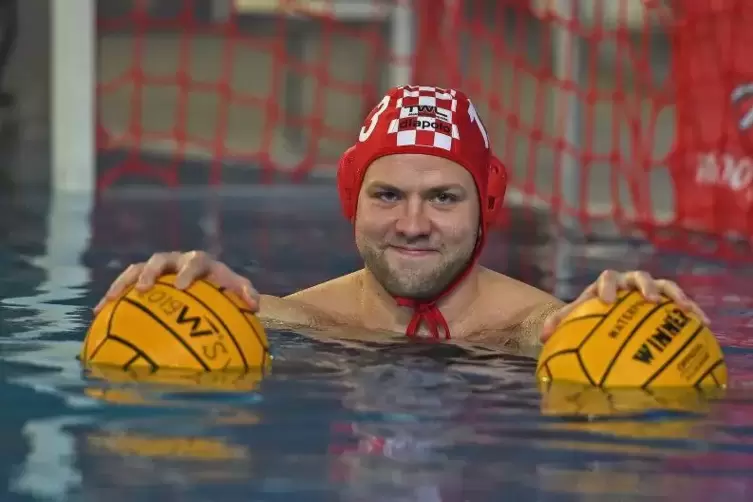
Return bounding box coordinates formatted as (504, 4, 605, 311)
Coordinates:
(471, 267, 565, 346)
(283, 271, 362, 313)
(477, 267, 561, 310)
(256, 294, 340, 332)
(257, 271, 363, 331)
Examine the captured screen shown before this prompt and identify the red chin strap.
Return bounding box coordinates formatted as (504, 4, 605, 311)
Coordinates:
(396, 298, 450, 340)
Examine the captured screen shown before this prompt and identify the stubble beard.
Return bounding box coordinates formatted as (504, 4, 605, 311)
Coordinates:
(359, 242, 476, 300)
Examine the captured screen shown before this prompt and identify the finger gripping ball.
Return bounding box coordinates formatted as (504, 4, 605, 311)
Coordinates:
(536, 290, 727, 389)
(81, 274, 271, 372)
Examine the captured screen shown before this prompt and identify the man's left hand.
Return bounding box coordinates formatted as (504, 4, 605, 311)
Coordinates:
(540, 270, 710, 342)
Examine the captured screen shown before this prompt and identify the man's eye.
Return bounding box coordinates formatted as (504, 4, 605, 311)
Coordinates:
(433, 192, 458, 204)
(375, 191, 399, 202)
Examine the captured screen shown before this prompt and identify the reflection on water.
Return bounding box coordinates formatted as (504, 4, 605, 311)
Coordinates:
(2, 190, 753, 501)
(66, 353, 745, 501)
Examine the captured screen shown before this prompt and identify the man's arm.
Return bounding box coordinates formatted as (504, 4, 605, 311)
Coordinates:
(470, 296, 565, 355)
(514, 299, 566, 349)
(258, 294, 343, 332)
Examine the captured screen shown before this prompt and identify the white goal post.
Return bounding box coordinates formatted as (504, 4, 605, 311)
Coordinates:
(50, 0, 95, 194)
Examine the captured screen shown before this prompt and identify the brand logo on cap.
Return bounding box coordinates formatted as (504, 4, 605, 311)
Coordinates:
(389, 86, 459, 151)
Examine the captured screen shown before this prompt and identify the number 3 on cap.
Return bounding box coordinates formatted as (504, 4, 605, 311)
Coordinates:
(359, 95, 390, 142)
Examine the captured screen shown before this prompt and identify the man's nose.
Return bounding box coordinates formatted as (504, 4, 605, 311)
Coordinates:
(394, 197, 431, 238)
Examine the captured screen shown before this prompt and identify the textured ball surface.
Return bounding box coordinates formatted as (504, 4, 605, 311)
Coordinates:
(81, 274, 271, 372)
(536, 290, 727, 388)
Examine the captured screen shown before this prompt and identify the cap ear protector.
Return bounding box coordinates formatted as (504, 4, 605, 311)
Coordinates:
(336, 145, 358, 221)
(485, 155, 508, 221)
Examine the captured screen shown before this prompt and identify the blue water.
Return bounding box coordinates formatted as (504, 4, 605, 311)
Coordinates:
(3, 187, 753, 502)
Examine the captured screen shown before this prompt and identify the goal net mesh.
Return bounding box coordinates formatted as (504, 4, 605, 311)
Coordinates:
(95, 0, 753, 260)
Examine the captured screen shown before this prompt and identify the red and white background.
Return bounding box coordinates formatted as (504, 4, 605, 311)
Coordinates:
(54, 0, 753, 261)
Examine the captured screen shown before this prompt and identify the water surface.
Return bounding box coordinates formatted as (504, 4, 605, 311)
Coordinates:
(2, 188, 753, 502)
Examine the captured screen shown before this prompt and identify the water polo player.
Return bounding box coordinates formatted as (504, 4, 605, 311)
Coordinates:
(94, 85, 710, 346)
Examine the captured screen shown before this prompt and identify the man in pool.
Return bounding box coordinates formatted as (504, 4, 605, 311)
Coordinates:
(94, 85, 710, 348)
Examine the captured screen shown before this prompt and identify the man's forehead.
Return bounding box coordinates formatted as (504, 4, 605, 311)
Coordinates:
(364, 154, 471, 182)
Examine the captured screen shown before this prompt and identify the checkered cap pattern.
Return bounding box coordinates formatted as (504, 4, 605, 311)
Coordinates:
(389, 86, 460, 151)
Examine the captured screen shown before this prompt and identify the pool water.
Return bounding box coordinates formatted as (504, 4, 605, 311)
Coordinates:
(3, 187, 753, 502)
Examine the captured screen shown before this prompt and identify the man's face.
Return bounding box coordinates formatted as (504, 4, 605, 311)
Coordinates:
(354, 153, 480, 299)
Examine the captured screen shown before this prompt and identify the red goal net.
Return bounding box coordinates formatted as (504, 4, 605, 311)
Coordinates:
(95, 0, 753, 260)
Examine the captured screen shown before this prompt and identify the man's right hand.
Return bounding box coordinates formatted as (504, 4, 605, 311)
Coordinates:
(93, 251, 260, 314)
